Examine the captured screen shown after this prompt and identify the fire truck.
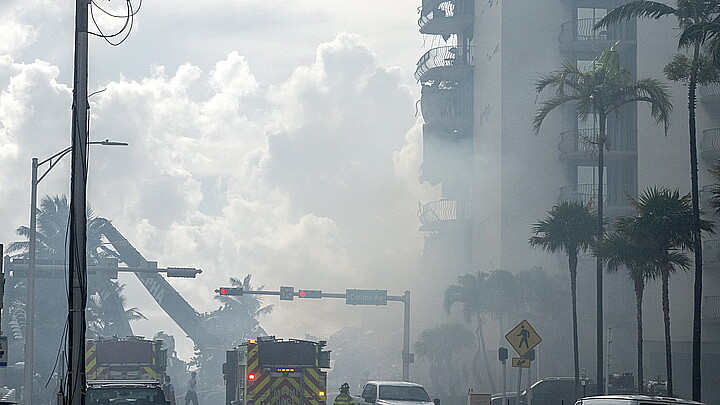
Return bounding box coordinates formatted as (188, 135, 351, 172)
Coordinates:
(223, 336, 331, 405)
(85, 336, 167, 381)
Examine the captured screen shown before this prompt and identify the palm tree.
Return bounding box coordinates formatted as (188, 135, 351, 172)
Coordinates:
(7, 195, 112, 262)
(595, 228, 659, 394)
(205, 274, 273, 345)
(444, 272, 495, 392)
(595, 4, 720, 398)
(530, 200, 598, 398)
(617, 187, 714, 396)
(87, 282, 147, 337)
(485, 269, 520, 337)
(414, 323, 475, 395)
(533, 47, 672, 393)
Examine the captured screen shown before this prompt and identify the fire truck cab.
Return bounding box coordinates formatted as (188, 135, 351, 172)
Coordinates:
(223, 336, 331, 405)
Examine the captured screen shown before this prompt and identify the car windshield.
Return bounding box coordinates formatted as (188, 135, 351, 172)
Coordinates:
(378, 386, 431, 402)
(87, 387, 166, 404)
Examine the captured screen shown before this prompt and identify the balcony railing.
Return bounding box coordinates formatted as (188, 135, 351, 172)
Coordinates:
(702, 295, 720, 321)
(700, 128, 720, 161)
(699, 83, 720, 107)
(699, 83, 720, 98)
(418, 199, 469, 231)
(704, 239, 720, 263)
(558, 183, 636, 207)
(418, 0, 474, 34)
(559, 18, 636, 45)
(415, 46, 475, 82)
(558, 129, 637, 155)
(420, 84, 473, 124)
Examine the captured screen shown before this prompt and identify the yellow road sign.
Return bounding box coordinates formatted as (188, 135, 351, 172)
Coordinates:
(511, 358, 531, 368)
(505, 320, 541, 357)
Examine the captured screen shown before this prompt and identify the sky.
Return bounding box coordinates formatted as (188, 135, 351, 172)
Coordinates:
(0, 0, 448, 360)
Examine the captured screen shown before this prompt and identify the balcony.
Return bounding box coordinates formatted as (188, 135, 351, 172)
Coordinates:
(418, 199, 469, 232)
(415, 46, 474, 83)
(704, 239, 720, 264)
(418, 0, 473, 37)
(699, 83, 720, 106)
(702, 295, 720, 322)
(420, 83, 473, 129)
(558, 18, 636, 53)
(700, 128, 720, 163)
(558, 129, 637, 161)
(558, 183, 636, 214)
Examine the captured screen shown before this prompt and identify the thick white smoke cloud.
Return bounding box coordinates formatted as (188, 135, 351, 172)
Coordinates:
(1, 2, 438, 360)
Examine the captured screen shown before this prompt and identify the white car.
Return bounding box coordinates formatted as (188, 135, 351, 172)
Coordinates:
(574, 395, 703, 405)
(356, 381, 438, 405)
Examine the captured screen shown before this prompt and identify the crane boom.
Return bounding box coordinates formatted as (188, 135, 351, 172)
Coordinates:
(98, 219, 214, 348)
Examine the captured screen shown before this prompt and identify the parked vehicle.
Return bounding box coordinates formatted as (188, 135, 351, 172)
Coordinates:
(354, 381, 437, 405)
(574, 395, 703, 405)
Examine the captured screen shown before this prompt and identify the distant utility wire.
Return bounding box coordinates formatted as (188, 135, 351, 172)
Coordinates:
(89, 0, 143, 46)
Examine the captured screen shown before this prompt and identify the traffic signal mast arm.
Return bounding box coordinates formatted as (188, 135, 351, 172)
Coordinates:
(214, 287, 407, 302)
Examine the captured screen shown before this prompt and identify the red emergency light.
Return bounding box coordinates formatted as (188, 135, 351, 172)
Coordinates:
(248, 373, 256, 381)
(248, 338, 257, 344)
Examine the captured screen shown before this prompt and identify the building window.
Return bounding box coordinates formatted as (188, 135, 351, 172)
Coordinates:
(576, 7, 607, 40)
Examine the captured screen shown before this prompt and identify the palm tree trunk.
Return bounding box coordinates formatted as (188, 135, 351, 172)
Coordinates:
(689, 40, 703, 402)
(477, 320, 497, 393)
(634, 277, 645, 395)
(596, 112, 606, 395)
(570, 252, 580, 399)
(661, 268, 673, 397)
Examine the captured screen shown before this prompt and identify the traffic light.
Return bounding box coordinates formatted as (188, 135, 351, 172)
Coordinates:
(498, 347, 508, 362)
(298, 289, 322, 298)
(217, 287, 243, 296)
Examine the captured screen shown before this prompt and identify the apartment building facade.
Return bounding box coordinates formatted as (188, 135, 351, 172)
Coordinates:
(415, 0, 720, 400)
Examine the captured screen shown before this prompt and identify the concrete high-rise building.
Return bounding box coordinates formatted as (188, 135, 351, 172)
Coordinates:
(414, 0, 720, 401)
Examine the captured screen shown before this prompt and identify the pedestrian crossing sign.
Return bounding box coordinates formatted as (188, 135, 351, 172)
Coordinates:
(511, 357, 531, 368)
(505, 320, 541, 357)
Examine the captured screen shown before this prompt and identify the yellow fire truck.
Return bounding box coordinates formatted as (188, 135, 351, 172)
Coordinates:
(223, 336, 331, 405)
(85, 336, 167, 381)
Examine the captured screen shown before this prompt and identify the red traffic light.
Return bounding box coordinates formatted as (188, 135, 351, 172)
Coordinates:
(298, 289, 322, 298)
(248, 373, 256, 381)
(216, 287, 243, 296)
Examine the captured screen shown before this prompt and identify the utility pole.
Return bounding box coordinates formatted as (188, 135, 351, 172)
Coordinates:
(23, 159, 38, 405)
(67, 0, 89, 404)
(402, 290, 411, 381)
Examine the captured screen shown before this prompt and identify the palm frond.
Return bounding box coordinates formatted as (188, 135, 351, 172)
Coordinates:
(533, 94, 581, 133)
(594, 1, 677, 30)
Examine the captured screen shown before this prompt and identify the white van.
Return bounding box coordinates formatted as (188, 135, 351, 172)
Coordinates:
(574, 395, 703, 405)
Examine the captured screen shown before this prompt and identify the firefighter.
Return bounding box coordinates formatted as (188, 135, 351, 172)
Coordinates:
(334, 383, 353, 405)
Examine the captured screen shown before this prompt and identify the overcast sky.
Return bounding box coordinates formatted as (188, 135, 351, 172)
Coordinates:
(0, 0, 446, 359)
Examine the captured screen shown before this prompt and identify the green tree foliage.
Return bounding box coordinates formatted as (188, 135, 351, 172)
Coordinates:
(444, 272, 497, 392)
(596, 4, 720, 397)
(613, 187, 714, 395)
(414, 323, 475, 396)
(595, 227, 658, 394)
(534, 46, 672, 394)
(530, 201, 598, 398)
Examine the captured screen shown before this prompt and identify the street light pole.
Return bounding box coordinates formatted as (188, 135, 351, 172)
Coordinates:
(23, 141, 126, 405)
